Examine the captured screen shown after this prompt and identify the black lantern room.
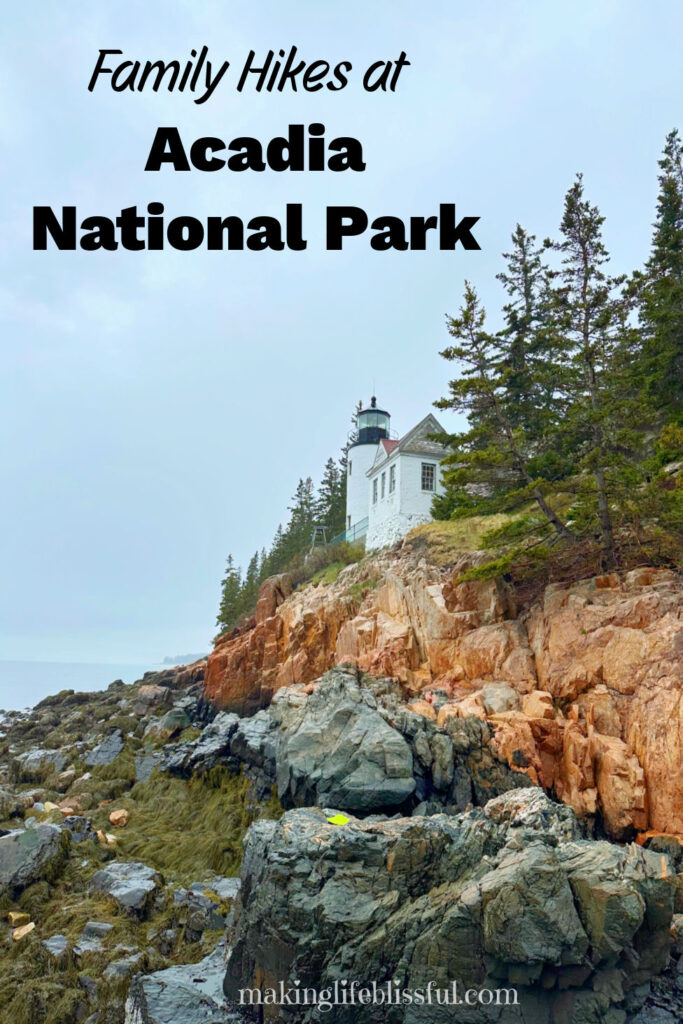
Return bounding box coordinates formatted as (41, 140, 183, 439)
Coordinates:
(350, 397, 391, 447)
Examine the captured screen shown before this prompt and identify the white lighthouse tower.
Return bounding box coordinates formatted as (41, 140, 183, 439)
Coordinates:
(345, 397, 391, 539)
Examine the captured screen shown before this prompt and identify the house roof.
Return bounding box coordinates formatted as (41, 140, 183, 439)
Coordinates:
(381, 439, 399, 455)
(366, 413, 448, 477)
(397, 413, 447, 456)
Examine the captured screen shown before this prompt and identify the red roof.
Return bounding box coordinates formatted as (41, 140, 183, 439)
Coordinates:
(381, 439, 399, 455)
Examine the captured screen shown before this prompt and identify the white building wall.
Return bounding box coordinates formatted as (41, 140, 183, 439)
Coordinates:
(345, 442, 379, 531)
(366, 453, 445, 551)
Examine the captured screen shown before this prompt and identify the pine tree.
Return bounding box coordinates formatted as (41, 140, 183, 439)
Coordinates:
(496, 226, 560, 446)
(316, 457, 346, 535)
(283, 477, 317, 557)
(264, 524, 287, 575)
(242, 551, 261, 610)
(634, 129, 683, 418)
(547, 174, 630, 565)
(435, 282, 574, 539)
(216, 555, 243, 631)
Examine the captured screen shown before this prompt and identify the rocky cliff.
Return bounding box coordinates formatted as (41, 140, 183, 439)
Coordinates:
(0, 541, 681, 1023)
(205, 547, 683, 842)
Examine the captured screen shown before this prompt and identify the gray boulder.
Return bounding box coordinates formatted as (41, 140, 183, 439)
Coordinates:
(144, 708, 191, 741)
(484, 786, 581, 841)
(61, 815, 96, 843)
(125, 943, 244, 1023)
(12, 747, 67, 782)
(135, 750, 162, 783)
(0, 787, 24, 819)
(642, 833, 683, 869)
(89, 860, 163, 917)
(630, 1010, 678, 1024)
(160, 712, 239, 777)
(201, 877, 240, 903)
(272, 670, 416, 811)
(224, 790, 676, 1023)
(230, 711, 277, 770)
(0, 824, 68, 898)
(84, 729, 124, 767)
(561, 842, 673, 981)
(74, 919, 115, 954)
(173, 887, 225, 934)
(103, 953, 142, 980)
(43, 933, 70, 959)
(83, 920, 114, 938)
(673, 913, 683, 955)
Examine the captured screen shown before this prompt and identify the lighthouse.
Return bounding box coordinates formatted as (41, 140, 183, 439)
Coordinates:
(345, 397, 391, 538)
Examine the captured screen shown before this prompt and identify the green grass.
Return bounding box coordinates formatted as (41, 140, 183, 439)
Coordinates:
(344, 577, 380, 602)
(406, 514, 519, 567)
(311, 561, 347, 586)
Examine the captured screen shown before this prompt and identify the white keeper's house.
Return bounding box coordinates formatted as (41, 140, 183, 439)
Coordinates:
(344, 397, 448, 551)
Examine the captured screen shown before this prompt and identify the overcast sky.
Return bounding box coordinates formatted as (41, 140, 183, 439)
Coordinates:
(1, 0, 682, 673)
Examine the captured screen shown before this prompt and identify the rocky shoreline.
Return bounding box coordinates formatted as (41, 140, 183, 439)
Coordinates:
(0, 551, 681, 1022)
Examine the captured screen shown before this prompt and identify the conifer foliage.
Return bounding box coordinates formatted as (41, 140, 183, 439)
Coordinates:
(634, 129, 683, 417)
(436, 133, 683, 569)
(216, 453, 348, 633)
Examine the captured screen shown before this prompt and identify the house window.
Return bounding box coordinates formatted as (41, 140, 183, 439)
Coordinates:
(372, 478, 378, 504)
(421, 463, 436, 491)
(389, 465, 396, 493)
(348, 461, 352, 475)
(381, 472, 386, 498)
(347, 515, 351, 529)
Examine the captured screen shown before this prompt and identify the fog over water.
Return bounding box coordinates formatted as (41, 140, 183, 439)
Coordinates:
(0, 660, 161, 712)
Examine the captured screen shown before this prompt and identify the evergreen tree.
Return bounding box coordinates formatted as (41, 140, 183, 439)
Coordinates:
(547, 174, 630, 565)
(435, 282, 574, 539)
(242, 551, 261, 610)
(216, 555, 243, 631)
(283, 477, 317, 556)
(316, 457, 346, 535)
(496, 226, 560, 447)
(634, 129, 683, 418)
(264, 524, 287, 576)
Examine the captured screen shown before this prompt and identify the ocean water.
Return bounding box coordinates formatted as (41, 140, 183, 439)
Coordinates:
(0, 660, 163, 712)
